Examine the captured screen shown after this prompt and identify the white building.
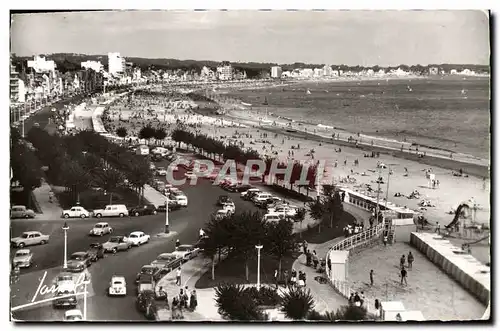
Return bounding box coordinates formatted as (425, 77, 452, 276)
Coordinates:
(450, 69, 458, 75)
(300, 68, 314, 78)
(217, 63, 233, 81)
(27, 56, 56, 74)
(331, 70, 339, 77)
(133, 67, 142, 81)
(108, 52, 125, 75)
(313, 68, 323, 77)
(271, 66, 282, 78)
(81, 60, 104, 72)
(323, 65, 333, 76)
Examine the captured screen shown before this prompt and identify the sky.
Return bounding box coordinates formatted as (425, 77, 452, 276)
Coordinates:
(10, 10, 490, 66)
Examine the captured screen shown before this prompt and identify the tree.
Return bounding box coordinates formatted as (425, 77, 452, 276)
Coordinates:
(153, 127, 167, 143)
(308, 184, 343, 233)
(138, 125, 155, 141)
(10, 141, 43, 193)
(294, 208, 307, 237)
(265, 219, 297, 280)
(214, 284, 266, 321)
(97, 168, 123, 205)
(280, 287, 315, 320)
(201, 216, 235, 280)
(60, 160, 91, 202)
(127, 161, 153, 203)
(116, 127, 128, 138)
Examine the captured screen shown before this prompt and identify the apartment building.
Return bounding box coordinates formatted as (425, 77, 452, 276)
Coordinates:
(271, 66, 282, 78)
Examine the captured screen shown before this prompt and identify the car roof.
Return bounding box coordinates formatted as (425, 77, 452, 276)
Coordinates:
(12, 205, 26, 208)
(111, 276, 125, 281)
(158, 253, 174, 258)
(130, 231, 144, 235)
(178, 244, 193, 248)
(65, 309, 82, 316)
(23, 231, 40, 235)
(141, 264, 156, 269)
(71, 252, 87, 256)
(16, 249, 30, 254)
(95, 222, 108, 226)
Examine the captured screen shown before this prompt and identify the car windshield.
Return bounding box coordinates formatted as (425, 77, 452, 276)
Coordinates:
(158, 255, 174, 261)
(95, 224, 103, 228)
(21, 233, 29, 238)
(15, 252, 28, 256)
(142, 267, 154, 273)
(177, 246, 190, 252)
(57, 275, 73, 282)
(109, 237, 121, 243)
(129, 234, 137, 238)
(113, 281, 123, 285)
(66, 315, 82, 321)
(71, 254, 85, 260)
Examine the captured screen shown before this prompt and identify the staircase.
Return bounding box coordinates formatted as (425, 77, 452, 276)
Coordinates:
(385, 219, 395, 244)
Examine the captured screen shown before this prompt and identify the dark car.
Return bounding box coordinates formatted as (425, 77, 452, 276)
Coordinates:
(244, 191, 261, 201)
(136, 265, 159, 283)
(66, 252, 92, 272)
(157, 200, 181, 212)
(53, 289, 77, 309)
(256, 197, 282, 209)
(87, 243, 104, 261)
(150, 253, 183, 272)
(217, 195, 232, 206)
(230, 184, 253, 193)
(129, 204, 158, 217)
(137, 274, 155, 294)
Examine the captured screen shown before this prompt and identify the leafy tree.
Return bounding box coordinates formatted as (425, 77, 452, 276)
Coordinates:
(10, 141, 43, 193)
(60, 160, 91, 202)
(280, 287, 315, 320)
(116, 127, 128, 138)
(265, 219, 297, 280)
(127, 161, 153, 203)
(294, 208, 307, 237)
(97, 168, 124, 205)
(214, 284, 266, 321)
(153, 127, 167, 142)
(138, 125, 155, 141)
(308, 184, 343, 232)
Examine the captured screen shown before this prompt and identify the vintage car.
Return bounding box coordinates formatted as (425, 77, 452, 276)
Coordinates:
(150, 253, 183, 271)
(92, 204, 129, 218)
(171, 245, 200, 262)
(62, 206, 91, 219)
(87, 243, 105, 261)
(128, 231, 150, 246)
(10, 205, 36, 219)
(157, 200, 182, 213)
(64, 309, 83, 321)
(89, 222, 113, 236)
(66, 252, 92, 272)
(108, 276, 127, 296)
(216, 195, 232, 206)
(12, 249, 34, 268)
(102, 236, 131, 254)
(55, 272, 75, 289)
(53, 287, 78, 309)
(11, 231, 50, 248)
(137, 274, 155, 294)
(129, 204, 157, 217)
(136, 265, 159, 283)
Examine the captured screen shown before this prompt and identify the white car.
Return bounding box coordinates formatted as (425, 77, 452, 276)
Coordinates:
(93, 204, 129, 218)
(184, 171, 197, 179)
(128, 231, 150, 246)
(272, 206, 298, 217)
(262, 213, 283, 222)
(62, 206, 91, 219)
(12, 249, 33, 268)
(213, 209, 232, 220)
(222, 202, 235, 213)
(241, 188, 260, 198)
(64, 309, 83, 321)
(89, 222, 113, 236)
(171, 195, 188, 206)
(172, 244, 200, 262)
(108, 276, 127, 296)
(156, 167, 168, 176)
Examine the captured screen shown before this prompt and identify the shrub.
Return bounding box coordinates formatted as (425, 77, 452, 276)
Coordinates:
(215, 283, 266, 321)
(280, 287, 315, 320)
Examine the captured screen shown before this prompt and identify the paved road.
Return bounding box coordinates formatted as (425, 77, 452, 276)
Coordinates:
(11, 167, 260, 321)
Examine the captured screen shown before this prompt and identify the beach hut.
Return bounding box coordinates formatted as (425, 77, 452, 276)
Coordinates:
(326, 250, 349, 282)
(392, 218, 417, 243)
(380, 301, 406, 321)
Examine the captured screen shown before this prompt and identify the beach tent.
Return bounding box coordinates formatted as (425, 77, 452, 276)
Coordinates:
(326, 250, 349, 282)
(380, 301, 406, 321)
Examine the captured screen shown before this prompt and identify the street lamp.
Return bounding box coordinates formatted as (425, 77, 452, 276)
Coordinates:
(83, 275, 90, 320)
(164, 196, 170, 234)
(255, 244, 263, 290)
(62, 222, 69, 269)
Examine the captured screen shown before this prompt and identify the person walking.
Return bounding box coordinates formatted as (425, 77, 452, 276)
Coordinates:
(199, 228, 205, 239)
(175, 239, 181, 248)
(189, 290, 198, 311)
(383, 235, 388, 247)
(407, 252, 414, 269)
(400, 267, 408, 285)
(400, 255, 406, 269)
(435, 222, 441, 235)
(369, 269, 374, 286)
(290, 269, 297, 287)
(176, 267, 182, 286)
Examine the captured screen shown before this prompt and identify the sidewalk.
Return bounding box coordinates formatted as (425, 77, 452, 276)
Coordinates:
(291, 237, 348, 314)
(155, 256, 223, 321)
(143, 184, 168, 208)
(32, 179, 63, 220)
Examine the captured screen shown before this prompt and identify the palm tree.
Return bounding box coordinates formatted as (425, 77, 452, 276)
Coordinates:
(97, 169, 123, 205)
(215, 283, 266, 321)
(280, 287, 315, 320)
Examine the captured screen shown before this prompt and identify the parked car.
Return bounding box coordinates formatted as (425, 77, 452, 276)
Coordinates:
(89, 222, 113, 236)
(252, 193, 273, 204)
(55, 272, 75, 288)
(66, 252, 92, 272)
(136, 265, 159, 283)
(157, 200, 181, 212)
(212, 209, 232, 221)
(129, 204, 157, 217)
(228, 184, 253, 193)
(257, 196, 282, 208)
(137, 274, 155, 294)
(172, 245, 200, 262)
(64, 309, 83, 321)
(153, 180, 166, 192)
(151, 154, 163, 162)
(155, 167, 168, 176)
(10, 205, 36, 219)
(62, 206, 91, 219)
(217, 195, 232, 206)
(169, 194, 188, 207)
(241, 188, 260, 200)
(11, 231, 50, 248)
(87, 243, 105, 261)
(128, 231, 150, 246)
(262, 213, 283, 222)
(53, 288, 78, 309)
(103, 236, 131, 254)
(12, 249, 33, 268)
(108, 276, 127, 296)
(150, 253, 183, 271)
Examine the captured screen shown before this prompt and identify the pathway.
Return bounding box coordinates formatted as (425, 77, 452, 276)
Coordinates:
(32, 179, 62, 220)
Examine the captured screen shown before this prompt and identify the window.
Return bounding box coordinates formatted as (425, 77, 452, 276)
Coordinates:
(34, 233, 40, 237)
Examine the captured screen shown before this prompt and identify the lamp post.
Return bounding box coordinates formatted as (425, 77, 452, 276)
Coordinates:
(62, 222, 69, 269)
(385, 167, 391, 208)
(255, 244, 263, 290)
(83, 276, 90, 320)
(164, 196, 170, 234)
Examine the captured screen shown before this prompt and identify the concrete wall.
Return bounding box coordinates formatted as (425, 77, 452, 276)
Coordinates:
(410, 232, 490, 306)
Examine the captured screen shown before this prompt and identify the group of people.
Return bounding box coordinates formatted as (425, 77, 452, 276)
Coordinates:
(158, 285, 198, 320)
(343, 223, 365, 237)
(398, 252, 414, 286)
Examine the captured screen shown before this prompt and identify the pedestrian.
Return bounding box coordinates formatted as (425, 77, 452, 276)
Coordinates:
(171, 296, 181, 319)
(283, 270, 289, 288)
(184, 286, 190, 303)
(176, 239, 181, 248)
(48, 191, 54, 203)
(374, 299, 380, 310)
(400, 255, 406, 269)
(176, 267, 182, 286)
(302, 240, 308, 254)
(189, 290, 198, 311)
(408, 252, 414, 269)
(306, 249, 312, 266)
(360, 291, 365, 307)
(290, 269, 297, 287)
(302, 271, 307, 286)
(369, 269, 374, 286)
(435, 222, 441, 235)
(383, 235, 388, 247)
(400, 267, 408, 285)
(273, 269, 279, 289)
(297, 272, 305, 288)
(182, 289, 189, 308)
(348, 293, 354, 304)
(312, 250, 319, 269)
(353, 292, 361, 307)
